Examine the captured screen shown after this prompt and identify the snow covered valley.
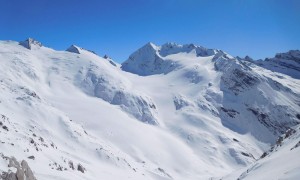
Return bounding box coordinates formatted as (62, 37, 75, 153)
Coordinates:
(0, 39, 300, 180)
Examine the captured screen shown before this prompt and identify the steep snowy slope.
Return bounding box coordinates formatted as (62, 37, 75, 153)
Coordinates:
(0, 39, 300, 180)
(254, 50, 300, 79)
(122, 42, 300, 142)
(223, 125, 300, 180)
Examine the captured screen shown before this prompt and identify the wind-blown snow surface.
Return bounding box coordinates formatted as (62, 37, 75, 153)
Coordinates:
(0, 39, 299, 180)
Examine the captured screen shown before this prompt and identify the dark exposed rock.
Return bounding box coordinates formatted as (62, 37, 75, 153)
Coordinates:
(233, 138, 239, 142)
(39, 137, 44, 142)
(77, 164, 85, 173)
(260, 152, 268, 159)
(157, 167, 172, 178)
(291, 141, 300, 150)
(284, 128, 296, 139)
(241, 152, 251, 157)
(2, 125, 8, 131)
(27, 156, 35, 160)
(247, 108, 288, 135)
(103, 55, 110, 59)
(68, 160, 75, 170)
(220, 107, 239, 118)
(108, 60, 117, 67)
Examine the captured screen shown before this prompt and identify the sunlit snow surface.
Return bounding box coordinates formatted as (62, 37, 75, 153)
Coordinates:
(0, 40, 299, 179)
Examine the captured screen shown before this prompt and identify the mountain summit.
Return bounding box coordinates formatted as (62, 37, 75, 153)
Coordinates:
(19, 38, 42, 50)
(121, 42, 221, 76)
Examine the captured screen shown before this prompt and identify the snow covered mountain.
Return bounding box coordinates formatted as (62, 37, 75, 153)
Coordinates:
(0, 38, 299, 180)
(255, 50, 300, 79)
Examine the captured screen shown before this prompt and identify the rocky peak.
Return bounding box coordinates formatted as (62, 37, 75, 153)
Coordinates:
(66, 45, 82, 54)
(274, 50, 300, 62)
(19, 38, 42, 50)
(121, 42, 220, 76)
(236, 55, 254, 62)
(103, 54, 110, 59)
(160, 42, 218, 57)
(121, 42, 162, 75)
(66, 45, 97, 55)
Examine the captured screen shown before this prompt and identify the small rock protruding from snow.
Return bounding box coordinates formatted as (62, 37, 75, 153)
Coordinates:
(77, 164, 86, 173)
(27, 156, 35, 160)
(19, 38, 42, 50)
(103, 54, 117, 66)
(103, 54, 110, 59)
(66, 45, 82, 54)
(68, 160, 75, 170)
(66, 45, 98, 55)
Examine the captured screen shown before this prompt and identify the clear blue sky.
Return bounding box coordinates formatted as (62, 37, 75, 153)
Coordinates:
(1, 0, 299, 62)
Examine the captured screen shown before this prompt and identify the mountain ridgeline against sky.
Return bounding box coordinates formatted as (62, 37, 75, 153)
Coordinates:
(0, 38, 300, 180)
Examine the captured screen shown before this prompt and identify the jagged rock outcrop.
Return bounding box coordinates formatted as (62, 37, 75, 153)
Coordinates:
(66, 45, 81, 54)
(1, 156, 37, 180)
(103, 55, 117, 66)
(66, 45, 97, 55)
(212, 51, 300, 141)
(255, 50, 300, 79)
(77, 164, 85, 173)
(19, 38, 42, 50)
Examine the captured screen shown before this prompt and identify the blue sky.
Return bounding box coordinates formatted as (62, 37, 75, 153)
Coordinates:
(1, 0, 299, 62)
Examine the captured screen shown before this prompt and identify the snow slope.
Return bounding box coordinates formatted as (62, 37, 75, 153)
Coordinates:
(223, 125, 300, 180)
(0, 39, 299, 180)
